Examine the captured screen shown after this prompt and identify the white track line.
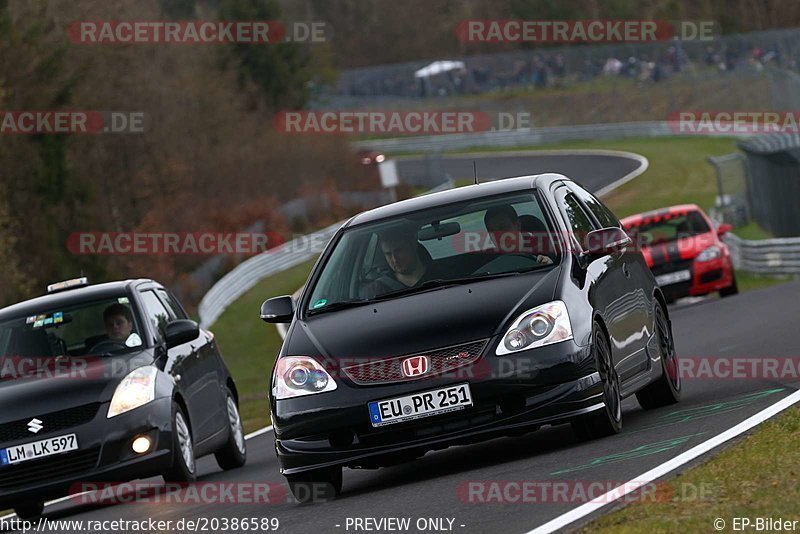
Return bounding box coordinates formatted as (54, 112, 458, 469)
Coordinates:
(0, 425, 275, 520)
(527, 388, 800, 534)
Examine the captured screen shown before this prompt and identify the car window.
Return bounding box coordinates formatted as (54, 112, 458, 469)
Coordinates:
(560, 193, 596, 250)
(157, 289, 188, 320)
(624, 210, 711, 246)
(569, 183, 621, 229)
(0, 296, 144, 360)
(305, 191, 559, 312)
(138, 290, 171, 344)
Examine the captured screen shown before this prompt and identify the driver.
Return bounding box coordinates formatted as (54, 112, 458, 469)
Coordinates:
(366, 224, 442, 297)
(103, 303, 134, 342)
(483, 205, 553, 265)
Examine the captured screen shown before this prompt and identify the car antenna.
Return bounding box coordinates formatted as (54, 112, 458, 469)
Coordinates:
(473, 161, 479, 185)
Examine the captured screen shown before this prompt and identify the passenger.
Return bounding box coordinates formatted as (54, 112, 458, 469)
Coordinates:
(483, 206, 553, 264)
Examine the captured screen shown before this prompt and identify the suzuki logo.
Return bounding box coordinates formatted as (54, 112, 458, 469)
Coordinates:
(401, 355, 429, 377)
(27, 418, 43, 434)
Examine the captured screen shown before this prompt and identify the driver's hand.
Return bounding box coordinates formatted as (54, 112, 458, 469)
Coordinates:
(536, 255, 554, 265)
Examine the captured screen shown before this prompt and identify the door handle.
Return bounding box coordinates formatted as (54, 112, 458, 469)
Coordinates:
(622, 263, 631, 278)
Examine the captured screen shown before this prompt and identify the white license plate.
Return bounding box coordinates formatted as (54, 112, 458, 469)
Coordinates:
(368, 383, 472, 427)
(0, 433, 78, 466)
(655, 269, 691, 286)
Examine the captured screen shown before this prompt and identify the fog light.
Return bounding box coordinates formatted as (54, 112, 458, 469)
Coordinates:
(132, 436, 152, 454)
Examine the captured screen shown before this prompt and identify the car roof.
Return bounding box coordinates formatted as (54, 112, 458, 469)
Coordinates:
(620, 204, 702, 225)
(346, 173, 568, 227)
(0, 279, 157, 320)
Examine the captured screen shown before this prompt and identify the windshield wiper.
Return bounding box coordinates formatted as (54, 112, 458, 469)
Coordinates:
(307, 298, 373, 315)
(309, 269, 549, 314)
(370, 270, 530, 301)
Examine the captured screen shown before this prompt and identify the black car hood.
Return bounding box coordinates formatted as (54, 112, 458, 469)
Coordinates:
(0, 350, 157, 424)
(288, 266, 561, 360)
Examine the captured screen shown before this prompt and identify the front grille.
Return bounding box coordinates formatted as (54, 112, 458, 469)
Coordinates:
(0, 403, 100, 445)
(0, 447, 100, 490)
(342, 339, 489, 385)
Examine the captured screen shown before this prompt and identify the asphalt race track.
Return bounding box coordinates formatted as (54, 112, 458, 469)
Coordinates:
(10, 152, 800, 533)
(395, 151, 644, 192)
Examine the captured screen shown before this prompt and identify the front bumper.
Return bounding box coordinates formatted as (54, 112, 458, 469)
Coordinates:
(272, 339, 604, 475)
(655, 256, 735, 300)
(0, 396, 174, 507)
(688, 256, 735, 296)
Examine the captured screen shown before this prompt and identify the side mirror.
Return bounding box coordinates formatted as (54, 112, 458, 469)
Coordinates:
(165, 319, 200, 349)
(261, 296, 294, 324)
(717, 223, 733, 236)
(585, 227, 632, 257)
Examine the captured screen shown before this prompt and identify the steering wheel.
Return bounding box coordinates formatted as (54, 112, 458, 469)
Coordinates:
(88, 339, 128, 354)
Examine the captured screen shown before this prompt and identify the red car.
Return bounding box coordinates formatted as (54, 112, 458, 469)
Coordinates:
(621, 204, 738, 303)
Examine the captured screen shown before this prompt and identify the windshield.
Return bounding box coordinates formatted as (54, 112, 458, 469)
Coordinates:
(306, 191, 559, 313)
(0, 296, 145, 365)
(624, 210, 711, 247)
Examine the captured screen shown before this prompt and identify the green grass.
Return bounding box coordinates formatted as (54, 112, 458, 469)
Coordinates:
(732, 221, 773, 240)
(212, 258, 317, 433)
(581, 407, 800, 533)
(414, 136, 739, 218)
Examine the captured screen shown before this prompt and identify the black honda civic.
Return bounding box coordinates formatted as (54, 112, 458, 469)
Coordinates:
(261, 173, 681, 502)
(0, 278, 246, 518)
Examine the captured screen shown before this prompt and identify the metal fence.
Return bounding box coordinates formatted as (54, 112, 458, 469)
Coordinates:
(737, 134, 800, 237)
(724, 234, 800, 275)
(197, 179, 456, 327)
(708, 153, 750, 227)
(197, 221, 343, 328)
(355, 121, 749, 153)
(320, 28, 800, 102)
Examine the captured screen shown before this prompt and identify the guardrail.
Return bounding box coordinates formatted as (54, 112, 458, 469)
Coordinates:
(355, 121, 750, 154)
(198, 221, 343, 328)
(725, 233, 800, 275)
(198, 179, 457, 327)
(197, 119, 789, 328)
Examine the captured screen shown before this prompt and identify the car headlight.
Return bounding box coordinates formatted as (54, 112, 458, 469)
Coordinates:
(273, 356, 337, 399)
(107, 366, 158, 418)
(496, 300, 573, 356)
(696, 246, 721, 262)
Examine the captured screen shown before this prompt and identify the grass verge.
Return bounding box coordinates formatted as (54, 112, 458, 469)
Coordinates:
(580, 407, 800, 533)
(212, 258, 317, 433)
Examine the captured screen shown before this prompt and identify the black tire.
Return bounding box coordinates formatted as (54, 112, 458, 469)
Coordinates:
(14, 501, 44, 520)
(719, 272, 739, 298)
(214, 389, 247, 470)
(572, 323, 622, 441)
(636, 304, 682, 409)
(286, 466, 343, 504)
(164, 402, 196, 483)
